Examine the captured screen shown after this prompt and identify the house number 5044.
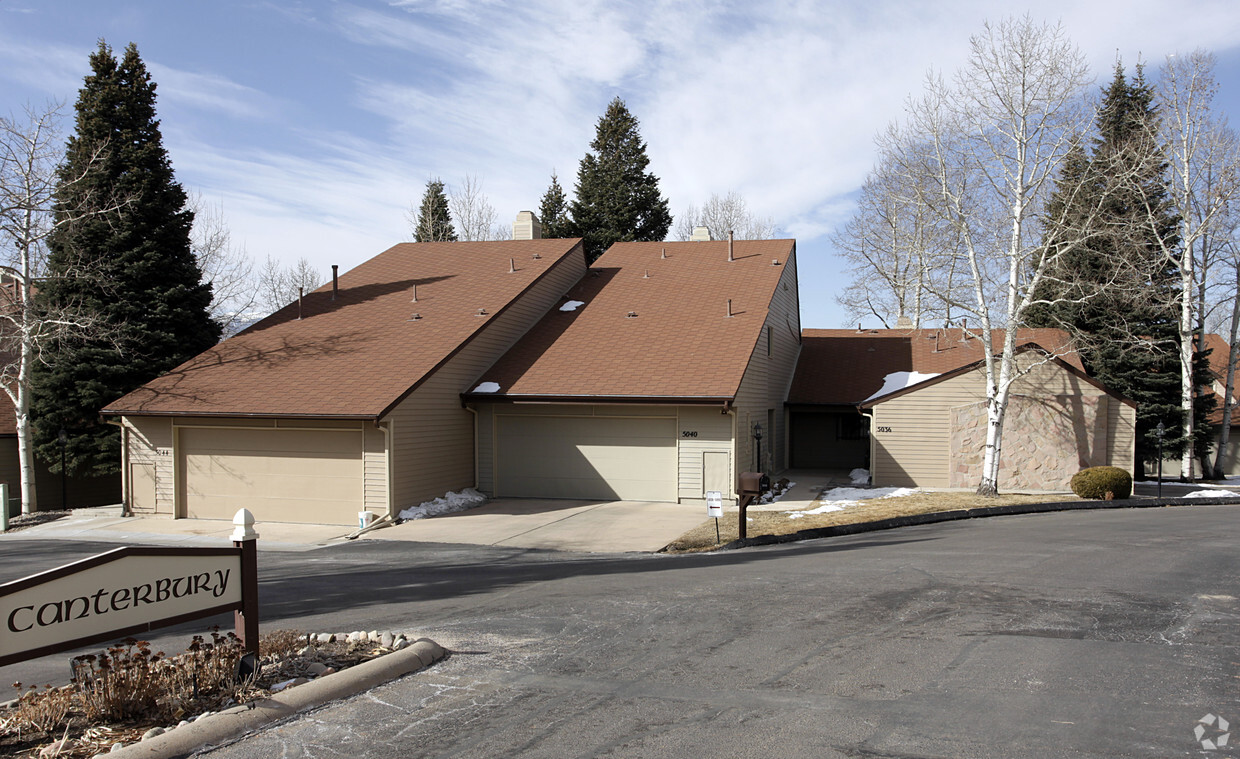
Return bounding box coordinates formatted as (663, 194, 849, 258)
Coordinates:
(876, 426, 893, 433)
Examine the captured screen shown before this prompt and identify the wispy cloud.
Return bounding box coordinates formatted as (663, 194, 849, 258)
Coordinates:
(147, 63, 278, 121)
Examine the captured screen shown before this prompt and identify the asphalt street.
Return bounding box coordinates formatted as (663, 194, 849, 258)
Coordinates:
(2, 504, 1238, 757)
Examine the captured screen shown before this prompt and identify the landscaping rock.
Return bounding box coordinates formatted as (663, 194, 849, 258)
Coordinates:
(39, 739, 69, 756)
(110, 742, 125, 752)
(380, 631, 395, 649)
(195, 711, 214, 722)
(141, 726, 165, 740)
(316, 632, 333, 644)
(306, 662, 330, 677)
(368, 630, 380, 642)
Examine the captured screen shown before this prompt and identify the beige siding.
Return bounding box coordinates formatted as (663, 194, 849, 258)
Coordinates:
(731, 250, 802, 485)
(871, 355, 1134, 488)
(1108, 394, 1136, 472)
(383, 248, 587, 513)
(363, 423, 388, 512)
(123, 416, 175, 515)
(676, 406, 734, 502)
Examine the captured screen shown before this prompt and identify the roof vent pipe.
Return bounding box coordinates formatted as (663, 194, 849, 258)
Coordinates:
(661, 247, 667, 259)
(509, 258, 516, 273)
(727, 231, 734, 262)
(411, 283, 417, 302)
(298, 287, 304, 320)
(331, 265, 339, 301)
(726, 299, 733, 318)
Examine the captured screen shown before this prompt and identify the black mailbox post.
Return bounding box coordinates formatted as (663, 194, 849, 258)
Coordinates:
(737, 471, 765, 540)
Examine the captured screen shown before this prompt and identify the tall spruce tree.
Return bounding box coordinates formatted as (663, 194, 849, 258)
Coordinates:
(1029, 63, 1213, 472)
(569, 98, 672, 262)
(413, 179, 457, 242)
(537, 172, 573, 239)
(31, 41, 219, 477)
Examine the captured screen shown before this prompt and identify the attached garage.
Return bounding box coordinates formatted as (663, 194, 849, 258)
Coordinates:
(178, 427, 364, 524)
(494, 415, 677, 501)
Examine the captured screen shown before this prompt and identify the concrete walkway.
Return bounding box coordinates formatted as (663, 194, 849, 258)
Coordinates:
(0, 499, 713, 553)
(372, 498, 709, 552)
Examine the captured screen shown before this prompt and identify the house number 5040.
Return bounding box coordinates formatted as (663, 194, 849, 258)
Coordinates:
(681, 430, 699, 438)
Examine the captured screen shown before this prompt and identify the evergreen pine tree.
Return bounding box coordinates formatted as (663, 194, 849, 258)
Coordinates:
(31, 41, 219, 477)
(569, 98, 672, 262)
(537, 172, 573, 239)
(1028, 63, 1212, 472)
(413, 179, 457, 242)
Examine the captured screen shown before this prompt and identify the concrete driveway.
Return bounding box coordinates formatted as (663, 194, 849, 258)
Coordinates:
(371, 498, 709, 552)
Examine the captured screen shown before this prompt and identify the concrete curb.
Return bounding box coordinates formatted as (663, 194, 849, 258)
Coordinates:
(720, 495, 1240, 551)
(108, 638, 446, 758)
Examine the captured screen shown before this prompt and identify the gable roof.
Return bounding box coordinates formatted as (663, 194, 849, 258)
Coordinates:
(788, 327, 1082, 406)
(104, 239, 585, 419)
(463, 239, 796, 402)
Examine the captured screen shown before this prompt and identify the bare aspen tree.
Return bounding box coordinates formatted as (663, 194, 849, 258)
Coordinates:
(450, 174, 501, 241)
(673, 191, 778, 242)
(0, 103, 118, 513)
(257, 255, 322, 316)
(187, 192, 256, 337)
(906, 17, 1093, 495)
(1155, 50, 1240, 480)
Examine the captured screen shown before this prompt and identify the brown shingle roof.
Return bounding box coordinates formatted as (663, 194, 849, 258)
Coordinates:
(465, 239, 796, 401)
(1203, 333, 1236, 426)
(104, 239, 585, 419)
(788, 328, 1081, 405)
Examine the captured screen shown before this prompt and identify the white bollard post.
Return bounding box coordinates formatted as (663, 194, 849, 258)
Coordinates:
(0, 483, 7, 532)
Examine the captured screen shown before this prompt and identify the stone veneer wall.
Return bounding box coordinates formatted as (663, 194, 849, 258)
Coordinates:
(950, 395, 1107, 490)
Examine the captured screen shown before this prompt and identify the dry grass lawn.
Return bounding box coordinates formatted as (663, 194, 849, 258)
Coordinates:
(663, 491, 1081, 553)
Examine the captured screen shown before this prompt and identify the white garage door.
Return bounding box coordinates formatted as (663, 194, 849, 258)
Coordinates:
(179, 427, 364, 525)
(496, 415, 676, 501)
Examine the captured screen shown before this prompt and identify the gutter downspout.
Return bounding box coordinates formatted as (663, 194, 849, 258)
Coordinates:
(464, 404, 480, 490)
(380, 418, 394, 519)
(859, 407, 875, 485)
(105, 418, 129, 516)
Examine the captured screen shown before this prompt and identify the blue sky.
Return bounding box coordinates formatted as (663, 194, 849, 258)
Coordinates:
(3, 1, 1240, 328)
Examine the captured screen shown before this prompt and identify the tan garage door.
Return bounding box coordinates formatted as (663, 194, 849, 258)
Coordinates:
(179, 427, 363, 525)
(496, 415, 676, 501)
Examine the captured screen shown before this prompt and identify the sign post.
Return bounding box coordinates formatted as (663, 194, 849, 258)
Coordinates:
(706, 491, 723, 544)
(0, 509, 260, 668)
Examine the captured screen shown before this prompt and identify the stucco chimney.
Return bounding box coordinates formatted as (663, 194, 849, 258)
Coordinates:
(513, 211, 542, 240)
(895, 315, 912, 329)
(690, 226, 712, 242)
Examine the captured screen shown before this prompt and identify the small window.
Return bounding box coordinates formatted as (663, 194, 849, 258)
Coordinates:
(766, 326, 772, 357)
(838, 415, 869, 440)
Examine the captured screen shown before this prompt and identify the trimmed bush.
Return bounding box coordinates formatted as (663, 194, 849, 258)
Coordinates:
(1070, 466, 1132, 500)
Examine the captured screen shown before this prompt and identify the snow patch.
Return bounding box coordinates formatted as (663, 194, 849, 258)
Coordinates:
(1182, 490, 1231, 499)
(864, 371, 940, 401)
(849, 468, 870, 486)
(786, 486, 919, 519)
(472, 382, 501, 393)
(398, 488, 487, 520)
(559, 300, 585, 312)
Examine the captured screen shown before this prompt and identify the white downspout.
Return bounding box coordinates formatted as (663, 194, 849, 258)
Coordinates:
(106, 418, 129, 515)
(860, 409, 876, 486)
(464, 404, 480, 490)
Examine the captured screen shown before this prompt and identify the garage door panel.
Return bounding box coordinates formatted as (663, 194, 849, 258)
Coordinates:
(180, 427, 364, 525)
(496, 416, 675, 502)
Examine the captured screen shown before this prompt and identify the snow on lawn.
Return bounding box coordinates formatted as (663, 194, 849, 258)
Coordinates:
(787, 486, 919, 518)
(398, 488, 487, 520)
(864, 371, 940, 401)
(472, 382, 501, 393)
(1182, 490, 1235, 499)
(559, 300, 585, 312)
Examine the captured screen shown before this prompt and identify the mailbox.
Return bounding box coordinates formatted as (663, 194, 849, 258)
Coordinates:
(739, 471, 765, 496)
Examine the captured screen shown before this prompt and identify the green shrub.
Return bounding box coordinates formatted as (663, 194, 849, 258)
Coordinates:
(1070, 466, 1132, 500)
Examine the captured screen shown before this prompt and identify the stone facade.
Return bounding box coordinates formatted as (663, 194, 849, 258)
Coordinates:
(950, 394, 1108, 490)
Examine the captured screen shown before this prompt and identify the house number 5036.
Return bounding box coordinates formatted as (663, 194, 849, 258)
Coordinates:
(876, 426, 893, 433)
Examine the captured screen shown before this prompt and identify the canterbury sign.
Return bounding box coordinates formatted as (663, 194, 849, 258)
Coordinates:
(0, 542, 258, 668)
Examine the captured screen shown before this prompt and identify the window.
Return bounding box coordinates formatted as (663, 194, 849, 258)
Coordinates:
(766, 326, 772, 357)
(838, 415, 869, 440)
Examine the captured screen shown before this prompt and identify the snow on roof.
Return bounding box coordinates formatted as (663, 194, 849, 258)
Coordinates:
(559, 300, 585, 312)
(864, 371, 940, 402)
(472, 381, 501, 393)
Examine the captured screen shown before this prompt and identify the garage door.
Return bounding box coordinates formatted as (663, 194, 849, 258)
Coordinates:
(179, 427, 364, 525)
(496, 415, 676, 501)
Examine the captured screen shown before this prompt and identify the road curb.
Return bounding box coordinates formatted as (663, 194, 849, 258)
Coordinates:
(109, 638, 446, 758)
(720, 495, 1240, 551)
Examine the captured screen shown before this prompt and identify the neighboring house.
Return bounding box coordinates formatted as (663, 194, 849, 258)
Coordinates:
(104, 238, 588, 525)
(1198, 333, 1238, 476)
(462, 237, 801, 505)
(0, 392, 120, 515)
(787, 328, 1136, 490)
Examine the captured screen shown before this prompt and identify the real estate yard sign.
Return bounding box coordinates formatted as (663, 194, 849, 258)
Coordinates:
(0, 543, 258, 667)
